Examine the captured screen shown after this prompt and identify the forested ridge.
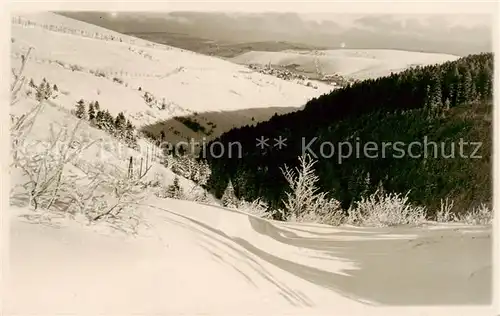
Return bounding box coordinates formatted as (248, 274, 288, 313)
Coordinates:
(204, 53, 493, 217)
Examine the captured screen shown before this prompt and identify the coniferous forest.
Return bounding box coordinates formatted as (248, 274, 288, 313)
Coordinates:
(204, 53, 493, 218)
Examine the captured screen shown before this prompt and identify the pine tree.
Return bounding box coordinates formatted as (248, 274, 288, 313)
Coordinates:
(35, 83, 44, 101)
(34, 79, 52, 101)
(94, 100, 100, 112)
(103, 110, 113, 131)
(114, 112, 126, 137)
(125, 119, 136, 145)
(449, 66, 460, 107)
(479, 64, 493, 101)
(95, 110, 104, 129)
(88, 102, 96, 122)
(221, 179, 238, 208)
(29, 78, 36, 88)
(457, 67, 472, 105)
(425, 75, 441, 118)
(165, 176, 183, 199)
(44, 80, 53, 99)
(75, 99, 87, 119)
(53, 84, 58, 92)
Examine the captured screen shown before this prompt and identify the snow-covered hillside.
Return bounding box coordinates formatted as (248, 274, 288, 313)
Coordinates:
(6, 200, 493, 315)
(7, 94, 492, 314)
(231, 49, 461, 81)
(11, 12, 332, 127)
(7, 12, 493, 316)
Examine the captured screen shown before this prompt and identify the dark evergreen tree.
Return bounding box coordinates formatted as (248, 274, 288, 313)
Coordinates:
(88, 102, 96, 122)
(44, 81, 53, 99)
(165, 176, 183, 199)
(95, 110, 104, 129)
(114, 112, 126, 135)
(75, 99, 86, 119)
(103, 110, 114, 131)
(425, 73, 442, 117)
(457, 66, 472, 105)
(125, 119, 136, 145)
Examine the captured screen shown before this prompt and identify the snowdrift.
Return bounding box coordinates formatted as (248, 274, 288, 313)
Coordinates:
(6, 198, 492, 315)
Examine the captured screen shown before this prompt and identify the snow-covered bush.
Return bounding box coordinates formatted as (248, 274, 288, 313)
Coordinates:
(143, 91, 156, 107)
(436, 198, 456, 222)
(70, 64, 83, 72)
(12, 117, 147, 232)
(346, 189, 426, 227)
(280, 154, 344, 225)
(10, 50, 147, 233)
(238, 198, 273, 219)
(435, 198, 492, 225)
(113, 77, 124, 84)
(192, 190, 212, 204)
(457, 203, 492, 225)
(170, 155, 211, 186)
(12, 119, 94, 210)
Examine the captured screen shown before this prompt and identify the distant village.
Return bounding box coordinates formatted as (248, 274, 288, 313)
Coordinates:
(247, 63, 357, 89)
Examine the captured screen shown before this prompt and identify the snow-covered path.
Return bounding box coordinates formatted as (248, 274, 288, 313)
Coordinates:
(5, 198, 493, 316)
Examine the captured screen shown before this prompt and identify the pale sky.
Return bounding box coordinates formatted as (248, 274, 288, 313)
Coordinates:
(10, 0, 498, 15)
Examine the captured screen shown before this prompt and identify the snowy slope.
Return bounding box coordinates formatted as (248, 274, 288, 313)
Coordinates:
(7, 12, 493, 316)
(7, 95, 493, 314)
(231, 49, 461, 81)
(6, 200, 493, 315)
(5, 96, 493, 313)
(11, 12, 333, 127)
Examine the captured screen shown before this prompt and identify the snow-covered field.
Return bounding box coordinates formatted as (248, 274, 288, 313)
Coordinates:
(6, 12, 494, 316)
(11, 12, 333, 127)
(231, 49, 461, 81)
(6, 200, 493, 315)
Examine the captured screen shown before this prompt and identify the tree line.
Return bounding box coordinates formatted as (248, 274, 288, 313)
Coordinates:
(74, 99, 138, 148)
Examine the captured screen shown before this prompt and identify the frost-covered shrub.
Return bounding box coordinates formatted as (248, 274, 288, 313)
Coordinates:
(281, 154, 344, 225)
(346, 189, 426, 227)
